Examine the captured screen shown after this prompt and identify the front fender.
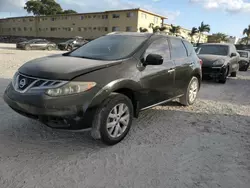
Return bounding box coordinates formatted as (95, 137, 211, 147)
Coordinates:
(89, 79, 142, 108)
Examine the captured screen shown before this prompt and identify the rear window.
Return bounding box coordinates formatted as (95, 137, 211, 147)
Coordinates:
(197, 45, 229, 56)
(238, 51, 248, 58)
(170, 38, 188, 59)
(183, 40, 195, 56)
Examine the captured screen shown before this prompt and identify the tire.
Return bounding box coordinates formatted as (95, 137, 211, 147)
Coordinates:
(230, 71, 237, 77)
(91, 93, 134, 145)
(179, 76, 199, 106)
(24, 45, 31, 50)
(244, 65, 249, 71)
(218, 66, 229, 84)
(47, 46, 52, 51)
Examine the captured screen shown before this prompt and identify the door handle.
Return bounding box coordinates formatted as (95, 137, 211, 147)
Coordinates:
(168, 68, 175, 73)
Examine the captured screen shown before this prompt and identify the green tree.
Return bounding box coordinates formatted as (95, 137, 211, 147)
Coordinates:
(189, 27, 198, 43)
(139, 27, 148, 33)
(62, 9, 78, 14)
(169, 24, 181, 36)
(149, 23, 167, 33)
(198, 21, 210, 43)
(24, 0, 77, 16)
(211, 33, 229, 43)
(243, 25, 250, 45)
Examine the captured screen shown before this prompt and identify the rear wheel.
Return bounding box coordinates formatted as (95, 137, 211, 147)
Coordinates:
(47, 46, 52, 51)
(24, 45, 31, 50)
(91, 93, 133, 145)
(179, 76, 199, 106)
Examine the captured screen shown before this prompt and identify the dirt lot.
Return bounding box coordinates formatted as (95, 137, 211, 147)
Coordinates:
(0, 43, 250, 188)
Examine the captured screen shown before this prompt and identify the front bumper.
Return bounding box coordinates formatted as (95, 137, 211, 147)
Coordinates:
(57, 44, 67, 50)
(4, 83, 99, 130)
(202, 66, 226, 79)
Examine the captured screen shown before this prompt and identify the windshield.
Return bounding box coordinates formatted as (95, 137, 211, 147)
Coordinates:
(238, 51, 248, 58)
(197, 45, 229, 56)
(68, 35, 147, 60)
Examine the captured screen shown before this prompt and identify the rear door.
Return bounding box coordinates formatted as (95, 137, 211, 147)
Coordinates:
(139, 37, 176, 108)
(169, 38, 193, 96)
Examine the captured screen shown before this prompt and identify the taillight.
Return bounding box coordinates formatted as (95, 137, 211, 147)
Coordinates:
(199, 59, 203, 66)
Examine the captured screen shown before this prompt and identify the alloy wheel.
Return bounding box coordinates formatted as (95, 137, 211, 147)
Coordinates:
(189, 79, 198, 103)
(106, 103, 130, 138)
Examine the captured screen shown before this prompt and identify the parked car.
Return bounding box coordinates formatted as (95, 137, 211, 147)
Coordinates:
(4, 32, 202, 145)
(58, 38, 88, 51)
(196, 43, 239, 83)
(237, 50, 250, 71)
(16, 39, 56, 50)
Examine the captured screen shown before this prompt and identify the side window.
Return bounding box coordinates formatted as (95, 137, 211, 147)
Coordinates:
(144, 39, 170, 62)
(183, 40, 195, 56)
(170, 38, 188, 59)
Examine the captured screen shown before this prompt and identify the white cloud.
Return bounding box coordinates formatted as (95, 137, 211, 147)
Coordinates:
(0, 0, 25, 12)
(189, 0, 250, 13)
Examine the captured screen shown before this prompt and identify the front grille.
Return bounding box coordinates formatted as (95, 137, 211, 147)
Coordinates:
(13, 73, 67, 93)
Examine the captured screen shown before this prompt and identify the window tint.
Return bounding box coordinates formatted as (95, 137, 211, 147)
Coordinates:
(197, 45, 229, 56)
(170, 38, 188, 59)
(144, 38, 170, 62)
(183, 40, 195, 56)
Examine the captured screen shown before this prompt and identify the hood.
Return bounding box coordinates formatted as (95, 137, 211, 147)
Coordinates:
(18, 54, 122, 80)
(198, 54, 227, 67)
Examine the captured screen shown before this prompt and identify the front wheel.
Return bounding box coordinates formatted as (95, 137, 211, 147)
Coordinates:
(179, 76, 199, 106)
(24, 45, 31, 50)
(91, 93, 133, 145)
(47, 46, 53, 51)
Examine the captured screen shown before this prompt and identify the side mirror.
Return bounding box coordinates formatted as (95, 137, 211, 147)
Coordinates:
(144, 54, 163, 66)
(231, 52, 237, 57)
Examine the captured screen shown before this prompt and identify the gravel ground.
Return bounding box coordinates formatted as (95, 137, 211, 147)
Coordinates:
(0, 43, 250, 188)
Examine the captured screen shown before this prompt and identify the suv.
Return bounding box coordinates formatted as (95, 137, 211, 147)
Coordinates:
(4, 32, 202, 145)
(196, 43, 239, 83)
(237, 50, 250, 71)
(58, 38, 88, 51)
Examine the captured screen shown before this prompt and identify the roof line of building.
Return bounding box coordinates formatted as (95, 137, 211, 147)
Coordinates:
(0, 8, 167, 20)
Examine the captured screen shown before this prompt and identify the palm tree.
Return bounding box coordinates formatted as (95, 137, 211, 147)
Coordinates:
(149, 23, 167, 33)
(198, 21, 210, 43)
(169, 24, 181, 36)
(243, 25, 250, 45)
(189, 27, 198, 43)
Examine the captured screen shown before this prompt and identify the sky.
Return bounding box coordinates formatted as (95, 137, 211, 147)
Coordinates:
(0, 0, 250, 38)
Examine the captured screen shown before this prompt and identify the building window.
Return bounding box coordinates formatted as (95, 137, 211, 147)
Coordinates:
(141, 13, 147, 19)
(23, 19, 26, 22)
(126, 26, 132, 32)
(18, 28, 21, 31)
(80, 16, 84, 20)
(112, 14, 120, 18)
(69, 28, 73, 31)
(154, 17, 159, 24)
(29, 18, 33, 21)
(88, 27, 92, 30)
(51, 18, 56, 21)
(30, 28, 32, 31)
(93, 27, 96, 30)
(105, 27, 108, 31)
(97, 15, 101, 19)
(127, 12, 134, 18)
(93, 15, 96, 18)
(24, 27, 27, 31)
(112, 26, 119, 31)
(102, 15, 108, 19)
(38, 28, 42, 31)
(51, 27, 57, 31)
(88, 15, 91, 18)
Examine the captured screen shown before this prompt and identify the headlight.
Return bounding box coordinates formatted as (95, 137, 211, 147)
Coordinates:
(213, 59, 225, 66)
(45, 81, 96, 97)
